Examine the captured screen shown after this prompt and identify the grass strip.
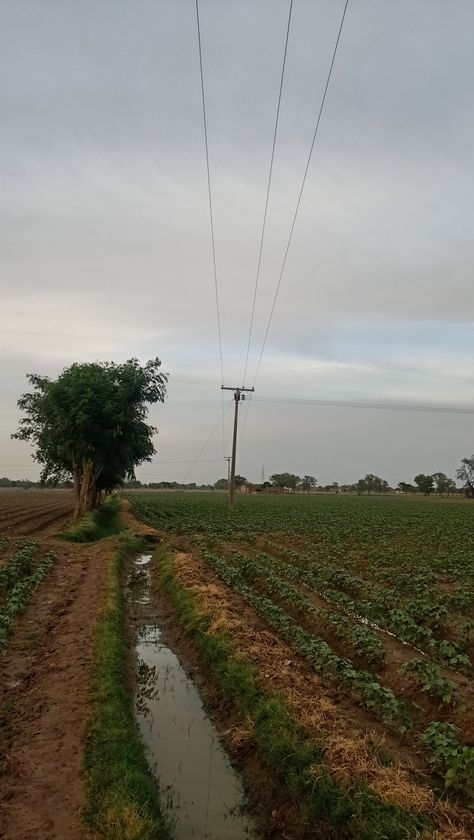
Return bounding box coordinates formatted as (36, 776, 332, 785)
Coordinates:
(60, 496, 123, 543)
(84, 533, 171, 840)
(158, 549, 431, 840)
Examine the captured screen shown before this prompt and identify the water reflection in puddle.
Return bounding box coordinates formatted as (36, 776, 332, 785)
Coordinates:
(130, 554, 152, 604)
(136, 624, 257, 839)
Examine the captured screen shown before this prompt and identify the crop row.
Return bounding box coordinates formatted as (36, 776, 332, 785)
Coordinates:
(199, 546, 413, 734)
(0, 545, 55, 650)
(260, 539, 471, 671)
(199, 546, 474, 800)
(210, 541, 461, 710)
(210, 543, 388, 667)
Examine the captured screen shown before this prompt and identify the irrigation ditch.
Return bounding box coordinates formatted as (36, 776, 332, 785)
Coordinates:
(127, 546, 261, 839)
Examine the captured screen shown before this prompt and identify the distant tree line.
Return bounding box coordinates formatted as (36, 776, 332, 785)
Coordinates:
(0, 476, 73, 489)
(5, 454, 474, 499)
(211, 458, 474, 497)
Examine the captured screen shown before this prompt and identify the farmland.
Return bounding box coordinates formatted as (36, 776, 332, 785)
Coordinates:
(0, 488, 74, 536)
(130, 491, 474, 838)
(0, 490, 109, 840)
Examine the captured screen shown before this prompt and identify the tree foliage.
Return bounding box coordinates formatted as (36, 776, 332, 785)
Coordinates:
(431, 472, 450, 496)
(397, 482, 415, 494)
(299, 475, 317, 494)
(457, 456, 474, 498)
(12, 357, 168, 516)
(355, 475, 388, 494)
(270, 472, 301, 490)
(414, 474, 434, 496)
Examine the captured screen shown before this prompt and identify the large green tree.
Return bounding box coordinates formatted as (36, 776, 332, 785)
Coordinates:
(12, 357, 168, 517)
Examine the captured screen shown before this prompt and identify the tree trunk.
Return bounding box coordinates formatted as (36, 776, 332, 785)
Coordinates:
(72, 458, 83, 519)
(72, 458, 100, 519)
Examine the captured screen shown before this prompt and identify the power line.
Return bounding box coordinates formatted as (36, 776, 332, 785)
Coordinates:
(195, 0, 224, 387)
(183, 399, 233, 482)
(252, 0, 350, 387)
(249, 394, 474, 415)
(242, 0, 294, 386)
(0, 459, 227, 468)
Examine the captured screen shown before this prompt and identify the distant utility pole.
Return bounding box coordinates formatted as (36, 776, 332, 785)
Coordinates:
(221, 385, 255, 506)
(225, 455, 231, 489)
(261, 464, 265, 484)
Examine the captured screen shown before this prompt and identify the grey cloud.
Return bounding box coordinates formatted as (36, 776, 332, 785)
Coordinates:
(1, 0, 474, 484)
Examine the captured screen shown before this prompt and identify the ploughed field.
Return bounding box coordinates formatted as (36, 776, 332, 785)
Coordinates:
(130, 491, 474, 834)
(0, 488, 74, 536)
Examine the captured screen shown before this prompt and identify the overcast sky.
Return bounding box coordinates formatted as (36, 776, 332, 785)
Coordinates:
(2, 0, 474, 487)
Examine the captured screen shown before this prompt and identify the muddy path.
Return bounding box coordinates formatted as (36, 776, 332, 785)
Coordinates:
(0, 534, 112, 840)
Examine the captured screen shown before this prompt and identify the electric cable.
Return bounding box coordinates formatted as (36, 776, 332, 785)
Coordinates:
(195, 0, 227, 455)
(252, 0, 350, 387)
(249, 394, 474, 415)
(195, 0, 225, 387)
(183, 399, 233, 481)
(242, 0, 294, 386)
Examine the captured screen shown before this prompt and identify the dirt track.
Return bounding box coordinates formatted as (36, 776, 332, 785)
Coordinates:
(0, 499, 157, 840)
(0, 531, 110, 839)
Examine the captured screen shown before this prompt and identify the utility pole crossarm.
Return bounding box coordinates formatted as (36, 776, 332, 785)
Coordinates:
(220, 385, 255, 506)
(220, 386, 255, 393)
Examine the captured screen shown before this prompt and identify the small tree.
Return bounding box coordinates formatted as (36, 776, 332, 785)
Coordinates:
(414, 474, 434, 496)
(457, 456, 474, 498)
(397, 481, 415, 494)
(299, 475, 317, 494)
(432, 472, 450, 497)
(214, 478, 228, 490)
(234, 475, 247, 487)
(13, 358, 168, 517)
(446, 478, 457, 496)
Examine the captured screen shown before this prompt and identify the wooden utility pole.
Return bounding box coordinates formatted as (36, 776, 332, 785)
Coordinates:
(221, 385, 254, 506)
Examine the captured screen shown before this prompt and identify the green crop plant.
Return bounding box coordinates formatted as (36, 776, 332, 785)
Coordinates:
(0, 550, 54, 650)
(0, 543, 37, 594)
(400, 659, 455, 704)
(422, 722, 474, 801)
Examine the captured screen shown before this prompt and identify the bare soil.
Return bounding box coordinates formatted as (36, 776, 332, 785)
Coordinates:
(0, 523, 111, 839)
(0, 489, 74, 536)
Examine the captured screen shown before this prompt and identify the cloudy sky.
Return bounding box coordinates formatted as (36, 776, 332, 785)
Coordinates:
(2, 0, 474, 487)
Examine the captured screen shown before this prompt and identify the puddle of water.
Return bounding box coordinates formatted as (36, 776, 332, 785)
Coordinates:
(136, 553, 152, 567)
(136, 625, 257, 839)
(130, 554, 152, 604)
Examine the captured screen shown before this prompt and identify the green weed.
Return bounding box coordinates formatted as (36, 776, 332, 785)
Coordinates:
(83, 533, 170, 840)
(60, 497, 122, 543)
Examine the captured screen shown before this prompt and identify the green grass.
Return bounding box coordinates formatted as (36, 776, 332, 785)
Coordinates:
(84, 533, 171, 840)
(60, 496, 123, 542)
(157, 549, 431, 840)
